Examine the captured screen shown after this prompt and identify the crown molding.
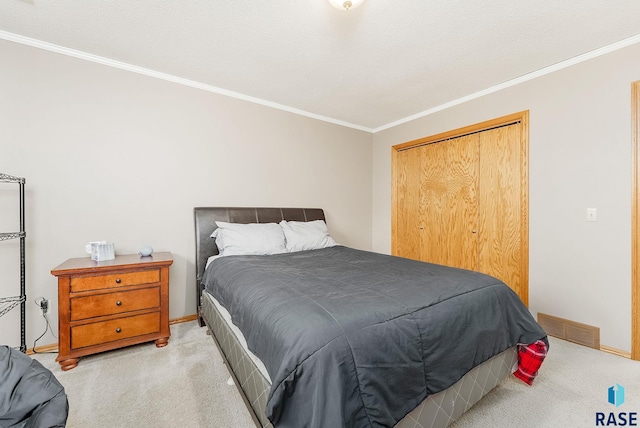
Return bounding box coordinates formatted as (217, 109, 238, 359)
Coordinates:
(373, 33, 640, 133)
(2, 30, 639, 135)
(0, 30, 372, 133)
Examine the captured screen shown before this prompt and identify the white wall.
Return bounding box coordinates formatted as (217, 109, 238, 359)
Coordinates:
(372, 42, 640, 352)
(0, 39, 373, 349)
(4, 34, 637, 355)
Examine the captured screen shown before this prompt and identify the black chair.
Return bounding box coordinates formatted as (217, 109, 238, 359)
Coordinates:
(0, 345, 69, 428)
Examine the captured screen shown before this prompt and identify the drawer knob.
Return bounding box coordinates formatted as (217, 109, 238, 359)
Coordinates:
(116, 301, 122, 306)
(115, 327, 122, 333)
(115, 278, 122, 284)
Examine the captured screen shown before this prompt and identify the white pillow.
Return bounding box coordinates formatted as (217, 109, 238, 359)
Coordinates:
(212, 222, 287, 256)
(279, 220, 338, 252)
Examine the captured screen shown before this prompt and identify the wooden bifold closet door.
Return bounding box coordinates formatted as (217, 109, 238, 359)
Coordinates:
(392, 112, 529, 305)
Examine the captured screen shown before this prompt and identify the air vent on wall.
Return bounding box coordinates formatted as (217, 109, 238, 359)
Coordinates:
(537, 312, 600, 349)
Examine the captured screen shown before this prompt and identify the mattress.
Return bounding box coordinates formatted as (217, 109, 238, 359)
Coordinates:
(201, 289, 519, 428)
(210, 292, 271, 382)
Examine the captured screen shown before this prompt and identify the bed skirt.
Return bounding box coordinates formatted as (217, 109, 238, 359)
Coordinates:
(200, 290, 517, 428)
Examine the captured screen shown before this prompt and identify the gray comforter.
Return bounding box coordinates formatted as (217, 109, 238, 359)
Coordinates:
(203, 246, 547, 428)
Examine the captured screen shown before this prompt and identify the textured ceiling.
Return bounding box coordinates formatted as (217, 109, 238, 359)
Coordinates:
(1, 1, 640, 132)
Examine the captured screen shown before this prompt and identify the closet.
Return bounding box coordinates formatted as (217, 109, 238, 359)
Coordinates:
(392, 111, 529, 305)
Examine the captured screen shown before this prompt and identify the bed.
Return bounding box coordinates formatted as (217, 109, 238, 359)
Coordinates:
(194, 207, 547, 428)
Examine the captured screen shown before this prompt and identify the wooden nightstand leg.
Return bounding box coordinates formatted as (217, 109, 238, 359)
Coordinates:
(155, 337, 169, 348)
(58, 358, 79, 371)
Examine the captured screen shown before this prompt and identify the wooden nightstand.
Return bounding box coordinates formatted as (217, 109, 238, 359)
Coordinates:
(51, 252, 173, 371)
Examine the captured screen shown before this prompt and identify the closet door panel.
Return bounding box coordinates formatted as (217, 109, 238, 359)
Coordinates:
(394, 149, 423, 261)
(478, 123, 523, 298)
(420, 135, 479, 270)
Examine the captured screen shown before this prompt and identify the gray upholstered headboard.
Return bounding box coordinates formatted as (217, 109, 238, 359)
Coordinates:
(193, 207, 326, 324)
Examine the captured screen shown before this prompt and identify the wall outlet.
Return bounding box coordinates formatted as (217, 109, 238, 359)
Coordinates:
(40, 298, 50, 315)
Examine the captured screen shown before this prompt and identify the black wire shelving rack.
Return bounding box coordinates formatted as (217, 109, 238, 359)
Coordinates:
(0, 172, 26, 353)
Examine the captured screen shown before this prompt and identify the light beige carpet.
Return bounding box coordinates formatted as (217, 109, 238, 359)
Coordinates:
(32, 321, 255, 428)
(32, 321, 640, 428)
(451, 336, 640, 428)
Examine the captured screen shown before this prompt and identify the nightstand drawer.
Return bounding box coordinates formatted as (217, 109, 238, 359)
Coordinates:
(71, 312, 160, 349)
(70, 287, 160, 321)
(70, 269, 160, 292)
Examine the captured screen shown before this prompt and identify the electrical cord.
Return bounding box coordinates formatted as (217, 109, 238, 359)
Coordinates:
(32, 297, 58, 354)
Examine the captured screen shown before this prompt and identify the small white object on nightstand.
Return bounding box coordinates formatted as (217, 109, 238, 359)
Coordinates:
(139, 245, 153, 257)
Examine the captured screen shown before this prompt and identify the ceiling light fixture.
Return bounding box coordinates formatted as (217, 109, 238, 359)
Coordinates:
(328, 0, 365, 11)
